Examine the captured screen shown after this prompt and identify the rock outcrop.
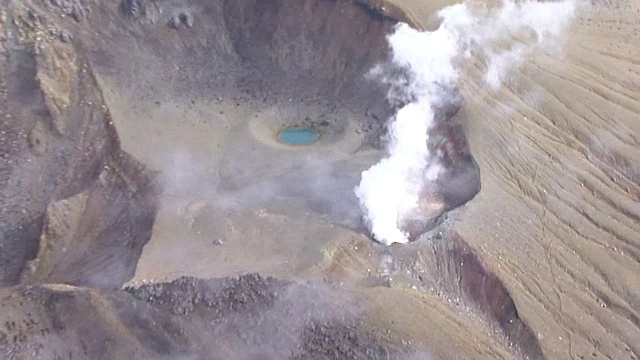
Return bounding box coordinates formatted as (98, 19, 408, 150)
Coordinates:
(0, 274, 398, 359)
(0, 2, 158, 288)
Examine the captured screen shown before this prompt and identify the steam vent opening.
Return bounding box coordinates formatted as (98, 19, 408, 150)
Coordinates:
(277, 127, 320, 145)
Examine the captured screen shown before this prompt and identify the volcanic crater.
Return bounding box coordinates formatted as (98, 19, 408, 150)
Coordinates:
(3, 0, 638, 359)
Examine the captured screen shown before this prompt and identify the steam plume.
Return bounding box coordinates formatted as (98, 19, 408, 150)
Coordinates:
(355, 0, 576, 245)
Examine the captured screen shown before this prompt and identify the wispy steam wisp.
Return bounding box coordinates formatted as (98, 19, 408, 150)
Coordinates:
(356, 0, 576, 245)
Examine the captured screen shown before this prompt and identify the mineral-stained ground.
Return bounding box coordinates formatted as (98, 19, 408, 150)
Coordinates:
(0, 0, 638, 359)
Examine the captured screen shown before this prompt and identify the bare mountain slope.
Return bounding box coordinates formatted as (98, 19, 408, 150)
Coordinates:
(385, 0, 640, 358)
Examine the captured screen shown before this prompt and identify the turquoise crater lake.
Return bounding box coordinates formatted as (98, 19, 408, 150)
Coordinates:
(277, 127, 320, 145)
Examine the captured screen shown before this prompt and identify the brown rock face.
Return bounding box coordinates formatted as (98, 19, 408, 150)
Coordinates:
(401, 97, 481, 240)
(21, 151, 157, 290)
(0, 2, 158, 288)
(384, 231, 545, 358)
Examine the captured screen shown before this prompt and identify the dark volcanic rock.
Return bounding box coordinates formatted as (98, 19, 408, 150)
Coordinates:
(428, 98, 481, 210)
(126, 273, 285, 316)
(0, 274, 401, 359)
(43, 0, 88, 22)
(400, 96, 481, 241)
(168, 11, 194, 30)
(121, 0, 145, 19)
(292, 321, 393, 360)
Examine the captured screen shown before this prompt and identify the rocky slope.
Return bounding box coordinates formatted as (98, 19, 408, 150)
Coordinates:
(0, 1, 158, 289)
(0, 274, 405, 359)
(387, 0, 640, 358)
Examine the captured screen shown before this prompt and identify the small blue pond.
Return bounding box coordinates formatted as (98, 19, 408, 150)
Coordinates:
(277, 127, 319, 145)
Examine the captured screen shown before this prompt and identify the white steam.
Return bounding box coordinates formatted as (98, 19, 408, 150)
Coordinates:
(355, 0, 576, 245)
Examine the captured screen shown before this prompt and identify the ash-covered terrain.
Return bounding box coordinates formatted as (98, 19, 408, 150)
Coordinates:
(0, 0, 637, 359)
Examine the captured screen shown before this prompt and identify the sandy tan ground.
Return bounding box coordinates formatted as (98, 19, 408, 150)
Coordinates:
(99, 84, 372, 281)
(384, 0, 640, 358)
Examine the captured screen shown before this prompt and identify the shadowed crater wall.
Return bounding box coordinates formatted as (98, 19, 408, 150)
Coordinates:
(0, 2, 159, 289)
